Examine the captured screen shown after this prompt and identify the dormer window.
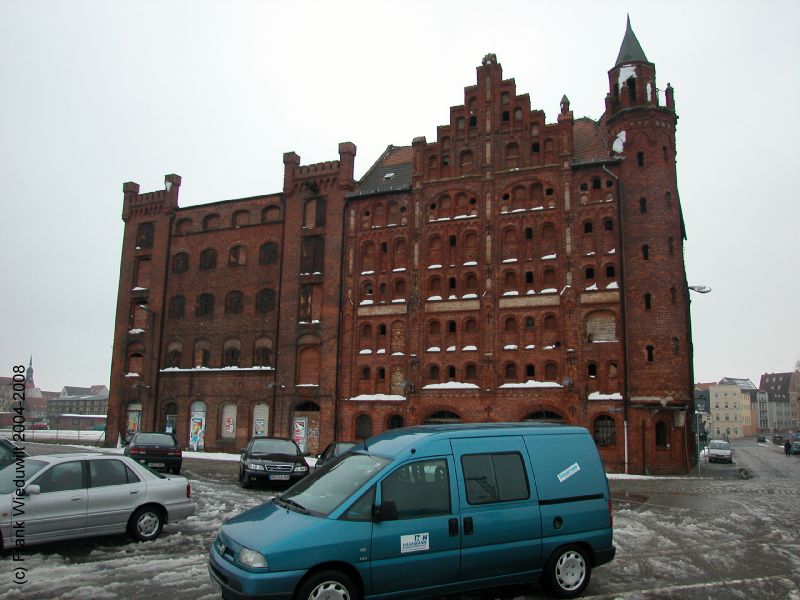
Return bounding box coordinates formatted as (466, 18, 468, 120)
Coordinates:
(383, 172, 395, 180)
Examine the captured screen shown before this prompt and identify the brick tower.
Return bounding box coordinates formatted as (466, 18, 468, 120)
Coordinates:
(601, 17, 693, 473)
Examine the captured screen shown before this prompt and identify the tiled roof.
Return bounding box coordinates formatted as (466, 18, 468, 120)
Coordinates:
(348, 145, 412, 199)
(572, 118, 610, 164)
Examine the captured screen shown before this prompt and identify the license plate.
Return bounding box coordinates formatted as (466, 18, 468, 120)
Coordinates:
(269, 474, 290, 481)
(150, 462, 165, 468)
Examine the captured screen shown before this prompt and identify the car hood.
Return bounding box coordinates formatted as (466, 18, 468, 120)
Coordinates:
(245, 453, 304, 464)
(222, 500, 317, 552)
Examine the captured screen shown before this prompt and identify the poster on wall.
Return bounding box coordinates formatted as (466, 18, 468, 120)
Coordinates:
(292, 417, 308, 453)
(254, 418, 266, 436)
(190, 416, 206, 451)
(225, 416, 234, 434)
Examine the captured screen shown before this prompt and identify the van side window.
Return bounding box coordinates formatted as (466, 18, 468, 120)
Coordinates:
(461, 453, 529, 505)
(381, 459, 450, 519)
(341, 486, 375, 522)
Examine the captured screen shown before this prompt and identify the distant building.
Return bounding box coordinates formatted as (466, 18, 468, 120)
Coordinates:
(47, 385, 109, 429)
(700, 379, 754, 440)
(759, 372, 796, 432)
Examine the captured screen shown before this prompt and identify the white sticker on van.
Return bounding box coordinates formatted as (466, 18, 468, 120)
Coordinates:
(557, 462, 581, 482)
(400, 533, 430, 553)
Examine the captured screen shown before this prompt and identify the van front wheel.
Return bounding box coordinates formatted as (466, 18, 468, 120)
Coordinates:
(296, 570, 360, 600)
(543, 545, 591, 598)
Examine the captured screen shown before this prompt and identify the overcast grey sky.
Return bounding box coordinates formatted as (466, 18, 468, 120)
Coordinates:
(2, 0, 798, 392)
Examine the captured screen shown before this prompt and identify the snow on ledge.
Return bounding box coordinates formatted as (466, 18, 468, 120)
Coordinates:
(349, 393, 406, 402)
(499, 380, 563, 389)
(588, 392, 623, 400)
(423, 382, 480, 390)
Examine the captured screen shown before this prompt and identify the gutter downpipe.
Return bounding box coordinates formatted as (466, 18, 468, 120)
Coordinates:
(603, 163, 628, 474)
(270, 195, 287, 437)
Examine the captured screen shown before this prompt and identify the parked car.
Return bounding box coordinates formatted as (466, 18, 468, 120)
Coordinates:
(238, 437, 309, 488)
(124, 432, 183, 474)
(0, 453, 194, 548)
(756, 435, 766, 443)
(791, 441, 800, 456)
(314, 441, 358, 469)
(211, 423, 615, 599)
(772, 434, 785, 445)
(708, 440, 733, 463)
(30, 422, 49, 430)
(90, 424, 106, 431)
(0, 439, 27, 469)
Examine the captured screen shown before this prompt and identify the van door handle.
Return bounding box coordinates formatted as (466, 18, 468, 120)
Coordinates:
(463, 516, 473, 535)
(448, 518, 459, 536)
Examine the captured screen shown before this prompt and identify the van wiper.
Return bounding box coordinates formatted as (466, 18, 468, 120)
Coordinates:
(275, 496, 309, 514)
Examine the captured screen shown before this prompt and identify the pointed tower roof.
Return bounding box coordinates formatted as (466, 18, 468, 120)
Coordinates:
(615, 15, 648, 66)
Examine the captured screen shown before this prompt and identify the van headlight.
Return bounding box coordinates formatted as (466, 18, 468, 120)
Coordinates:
(293, 464, 308, 472)
(237, 547, 268, 570)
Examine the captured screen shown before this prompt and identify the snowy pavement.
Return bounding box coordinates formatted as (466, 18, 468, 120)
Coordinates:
(0, 439, 798, 599)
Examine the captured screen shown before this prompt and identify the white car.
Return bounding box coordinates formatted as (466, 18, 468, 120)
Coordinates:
(0, 453, 194, 548)
(707, 440, 733, 463)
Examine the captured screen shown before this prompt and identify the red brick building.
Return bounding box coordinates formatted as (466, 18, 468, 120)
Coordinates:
(107, 19, 694, 473)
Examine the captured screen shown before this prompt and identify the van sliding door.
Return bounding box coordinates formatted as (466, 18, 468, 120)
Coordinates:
(451, 437, 543, 583)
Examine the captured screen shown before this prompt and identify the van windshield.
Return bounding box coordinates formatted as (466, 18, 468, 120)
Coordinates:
(281, 453, 389, 516)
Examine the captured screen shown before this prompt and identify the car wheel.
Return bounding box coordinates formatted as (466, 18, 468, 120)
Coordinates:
(128, 506, 164, 542)
(239, 469, 250, 489)
(172, 465, 181, 475)
(296, 570, 360, 600)
(542, 544, 591, 598)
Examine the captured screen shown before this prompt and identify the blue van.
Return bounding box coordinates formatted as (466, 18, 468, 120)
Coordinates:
(208, 423, 615, 599)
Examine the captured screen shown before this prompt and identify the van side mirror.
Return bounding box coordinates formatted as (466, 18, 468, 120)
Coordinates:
(24, 485, 40, 496)
(372, 501, 398, 523)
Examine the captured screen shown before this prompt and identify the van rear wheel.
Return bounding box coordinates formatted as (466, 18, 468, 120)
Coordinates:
(296, 570, 360, 600)
(543, 544, 591, 598)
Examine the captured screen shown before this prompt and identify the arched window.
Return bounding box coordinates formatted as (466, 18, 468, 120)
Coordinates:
(225, 291, 243, 314)
(172, 252, 189, 274)
(544, 362, 558, 381)
(644, 293, 652, 310)
(504, 363, 517, 380)
(594, 416, 616, 447)
(465, 364, 478, 380)
(300, 236, 324, 273)
(525, 364, 535, 378)
(196, 293, 214, 318)
(229, 245, 246, 267)
(261, 205, 281, 222)
(223, 339, 241, 367)
(259, 242, 278, 265)
(646, 345, 655, 362)
(202, 214, 220, 231)
(639, 198, 647, 213)
(253, 338, 273, 367)
(588, 362, 598, 378)
(584, 221, 593, 234)
(637, 151, 645, 166)
(232, 210, 251, 227)
(193, 340, 211, 367)
(200, 249, 217, 271)
(642, 244, 650, 260)
(504, 317, 517, 332)
(387, 415, 404, 430)
(136, 222, 154, 248)
(428, 365, 440, 381)
(257, 288, 276, 313)
(165, 341, 182, 368)
(175, 218, 193, 235)
(168, 295, 185, 319)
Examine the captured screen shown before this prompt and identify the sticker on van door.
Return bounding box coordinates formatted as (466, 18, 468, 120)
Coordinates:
(400, 533, 430, 553)
(557, 462, 581, 482)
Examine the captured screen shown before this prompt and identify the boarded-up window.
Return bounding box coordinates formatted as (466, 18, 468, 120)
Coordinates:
(390, 320, 406, 354)
(134, 259, 151, 289)
(297, 347, 320, 385)
(220, 404, 237, 439)
(586, 311, 617, 342)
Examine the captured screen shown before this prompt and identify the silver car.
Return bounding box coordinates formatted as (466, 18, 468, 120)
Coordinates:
(707, 440, 733, 463)
(0, 453, 194, 548)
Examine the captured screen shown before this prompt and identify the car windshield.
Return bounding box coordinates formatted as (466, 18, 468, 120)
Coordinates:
(135, 433, 175, 445)
(709, 441, 730, 450)
(0, 459, 47, 494)
(250, 439, 298, 455)
(281, 453, 389, 516)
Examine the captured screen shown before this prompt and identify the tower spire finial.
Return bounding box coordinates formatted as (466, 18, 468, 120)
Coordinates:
(615, 16, 648, 66)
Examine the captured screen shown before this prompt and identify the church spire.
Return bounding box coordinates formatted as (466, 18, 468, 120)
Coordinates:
(615, 15, 648, 66)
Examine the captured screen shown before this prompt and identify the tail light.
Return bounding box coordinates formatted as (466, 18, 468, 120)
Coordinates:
(129, 447, 143, 455)
(168, 449, 181, 457)
(187, 483, 192, 498)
